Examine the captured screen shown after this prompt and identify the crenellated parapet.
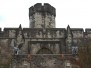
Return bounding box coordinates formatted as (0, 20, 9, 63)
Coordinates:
(1, 26, 91, 39)
(29, 3, 56, 17)
(1, 3, 91, 68)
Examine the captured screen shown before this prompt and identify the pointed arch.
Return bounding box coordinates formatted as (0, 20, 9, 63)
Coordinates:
(36, 47, 53, 54)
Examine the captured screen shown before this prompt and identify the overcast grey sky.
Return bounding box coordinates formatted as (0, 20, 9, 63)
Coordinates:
(0, 0, 91, 29)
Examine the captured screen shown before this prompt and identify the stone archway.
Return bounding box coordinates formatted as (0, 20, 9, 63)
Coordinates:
(36, 48, 53, 54)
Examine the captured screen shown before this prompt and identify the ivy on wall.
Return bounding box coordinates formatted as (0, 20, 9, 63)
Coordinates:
(78, 47, 91, 68)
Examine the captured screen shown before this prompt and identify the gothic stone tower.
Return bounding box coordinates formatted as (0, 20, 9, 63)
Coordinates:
(29, 3, 56, 28)
(0, 3, 85, 68)
(11, 3, 73, 68)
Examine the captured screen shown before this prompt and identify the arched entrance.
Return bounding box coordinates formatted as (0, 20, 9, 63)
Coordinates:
(36, 48, 53, 54)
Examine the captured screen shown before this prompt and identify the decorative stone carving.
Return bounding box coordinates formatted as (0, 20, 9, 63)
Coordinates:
(56, 30, 60, 38)
(48, 32, 51, 38)
(9, 30, 16, 38)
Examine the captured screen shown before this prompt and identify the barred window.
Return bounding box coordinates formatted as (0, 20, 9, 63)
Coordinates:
(72, 46, 78, 55)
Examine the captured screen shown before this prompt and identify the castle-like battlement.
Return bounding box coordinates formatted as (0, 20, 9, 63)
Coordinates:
(29, 3, 56, 17)
(0, 26, 91, 39)
(0, 3, 91, 68)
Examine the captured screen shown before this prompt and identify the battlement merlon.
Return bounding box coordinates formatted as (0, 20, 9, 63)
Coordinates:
(1, 27, 91, 38)
(29, 3, 56, 17)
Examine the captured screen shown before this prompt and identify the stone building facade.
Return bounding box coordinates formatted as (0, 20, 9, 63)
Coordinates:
(0, 3, 91, 68)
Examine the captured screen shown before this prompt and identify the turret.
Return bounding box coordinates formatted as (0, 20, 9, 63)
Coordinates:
(66, 25, 73, 54)
(29, 3, 56, 28)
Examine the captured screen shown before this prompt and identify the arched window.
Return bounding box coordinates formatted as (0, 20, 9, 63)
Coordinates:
(36, 48, 53, 54)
